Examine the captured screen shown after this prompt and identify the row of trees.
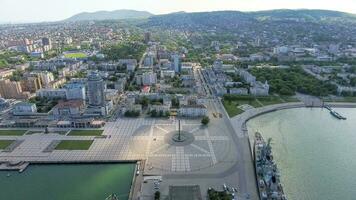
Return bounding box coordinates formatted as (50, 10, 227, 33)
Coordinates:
(150, 110, 170, 118)
(124, 110, 140, 117)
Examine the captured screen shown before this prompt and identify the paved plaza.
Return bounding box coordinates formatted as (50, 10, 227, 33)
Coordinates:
(0, 99, 263, 199)
(0, 107, 237, 177)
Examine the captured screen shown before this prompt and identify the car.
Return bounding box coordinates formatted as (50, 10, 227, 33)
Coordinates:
(232, 187, 238, 193)
(223, 184, 227, 191)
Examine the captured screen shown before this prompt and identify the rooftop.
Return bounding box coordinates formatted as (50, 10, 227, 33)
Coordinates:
(54, 100, 84, 109)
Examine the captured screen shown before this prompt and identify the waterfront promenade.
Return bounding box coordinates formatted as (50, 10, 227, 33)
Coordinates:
(1, 100, 355, 200)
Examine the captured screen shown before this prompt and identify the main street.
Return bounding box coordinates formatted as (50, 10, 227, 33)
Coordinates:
(199, 68, 259, 199)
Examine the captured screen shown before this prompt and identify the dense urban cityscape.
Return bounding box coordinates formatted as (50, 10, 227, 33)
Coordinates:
(1, 4, 356, 200)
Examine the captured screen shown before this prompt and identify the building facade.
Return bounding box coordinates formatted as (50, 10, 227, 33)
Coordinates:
(87, 72, 106, 106)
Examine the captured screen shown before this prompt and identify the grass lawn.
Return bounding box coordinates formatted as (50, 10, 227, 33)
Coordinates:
(224, 99, 262, 108)
(324, 96, 356, 103)
(256, 96, 285, 106)
(68, 130, 103, 136)
(280, 96, 300, 102)
(0, 140, 14, 149)
(64, 52, 87, 59)
(222, 101, 245, 117)
(0, 130, 27, 136)
(222, 95, 301, 117)
(55, 140, 93, 150)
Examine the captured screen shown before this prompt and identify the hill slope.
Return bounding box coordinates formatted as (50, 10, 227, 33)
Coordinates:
(248, 9, 356, 22)
(142, 9, 356, 29)
(66, 9, 153, 21)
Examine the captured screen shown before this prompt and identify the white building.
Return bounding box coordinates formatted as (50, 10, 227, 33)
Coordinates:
(122, 104, 142, 114)
(149, 105, 170, 113)
(137, 72, 157, 86)
(118, 59, 137, 72)
(13, 102, 37, 115)
(237, 69, 256, 84)
(178, 105, 208, 117)
(230, 88, 248, 95)
(64, 83, 86, 100)
(37, 89, 67, 99)
(250, 81, 269, 96)
(161, 70, 175, 79)
(273, 46, 289, 54)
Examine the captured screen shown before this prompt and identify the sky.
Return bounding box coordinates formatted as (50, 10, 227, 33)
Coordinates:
(1, 0, 356, 23)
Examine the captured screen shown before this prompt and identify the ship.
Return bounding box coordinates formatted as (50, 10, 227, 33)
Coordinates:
(254, 132, 287, 200)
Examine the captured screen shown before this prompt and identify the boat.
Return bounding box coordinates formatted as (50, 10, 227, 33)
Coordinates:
(105, 194, 119, 200)
(254, 132, 287, 200)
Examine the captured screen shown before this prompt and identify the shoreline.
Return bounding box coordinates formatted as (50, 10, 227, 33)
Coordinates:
(230, 102, 356, 200)
(232, 102, 356, 131)
(231, 101, 356, 151)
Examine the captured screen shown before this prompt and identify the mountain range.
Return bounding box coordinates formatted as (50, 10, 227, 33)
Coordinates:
(63, 9, 356, 27)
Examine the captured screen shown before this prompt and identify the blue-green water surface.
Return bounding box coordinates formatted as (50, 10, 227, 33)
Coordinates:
(247, 108, 356, 200)
(0, 163, 135, 200)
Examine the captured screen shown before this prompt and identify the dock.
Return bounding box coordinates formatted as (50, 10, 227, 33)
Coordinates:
(324, 106, 347, 120)
(0, 161, 30, 172)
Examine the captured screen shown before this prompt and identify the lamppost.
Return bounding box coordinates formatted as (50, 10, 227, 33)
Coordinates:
(178, 120, 181, 141)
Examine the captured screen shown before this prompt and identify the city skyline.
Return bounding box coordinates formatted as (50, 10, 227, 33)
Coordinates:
(1, 0, 356, 23)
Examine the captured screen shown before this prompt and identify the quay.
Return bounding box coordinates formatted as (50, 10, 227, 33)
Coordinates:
(0, 161, 29, 172)
(324, 105, 347, 120)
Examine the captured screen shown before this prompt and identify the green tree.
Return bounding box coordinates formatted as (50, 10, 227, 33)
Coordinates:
(201, 116, 210, 125)
(154, 191, 160, 200)
(140, 97, 149, 108)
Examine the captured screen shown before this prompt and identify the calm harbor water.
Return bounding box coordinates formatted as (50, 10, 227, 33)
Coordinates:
(0, 163, 135, 200)
(247, 107, 356, 200)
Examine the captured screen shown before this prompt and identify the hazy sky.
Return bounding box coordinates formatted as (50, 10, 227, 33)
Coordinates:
(1, 0, 356, 23)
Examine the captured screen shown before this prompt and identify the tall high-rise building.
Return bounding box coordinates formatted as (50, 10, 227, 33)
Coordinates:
(39, 71, 54, 88)
(172, 54, 181, 73)
(42, 37, 52, 51)
(21, 75, 42, 93)
(0, 79, 30, 99)
(87, 72, 105, 106)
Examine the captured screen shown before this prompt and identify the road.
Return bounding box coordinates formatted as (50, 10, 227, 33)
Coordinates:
(199, 68, 259, 199)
